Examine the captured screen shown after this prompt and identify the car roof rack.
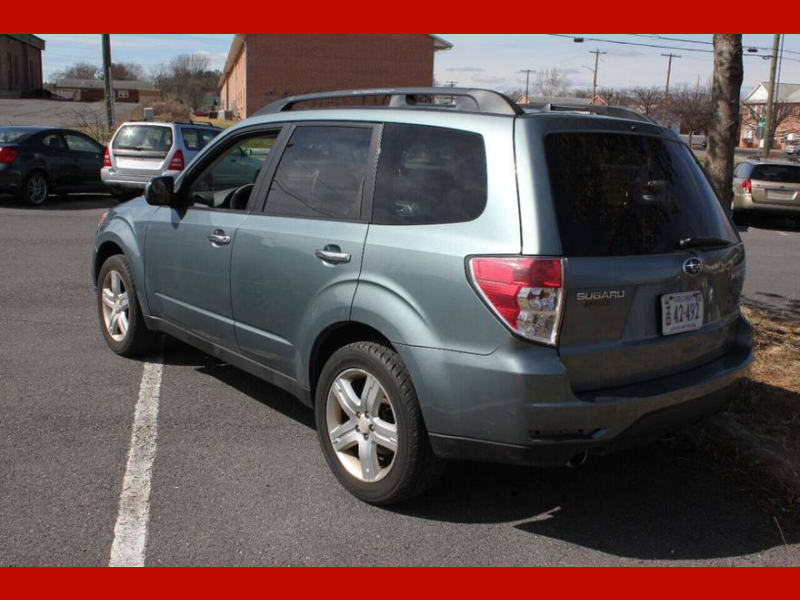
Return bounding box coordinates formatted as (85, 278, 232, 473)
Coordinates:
(523, 102, 655, 124)
(254, 87, 524, 117)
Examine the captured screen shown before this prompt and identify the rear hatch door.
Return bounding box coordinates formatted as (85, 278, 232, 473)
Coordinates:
(541, 126, 744, 392)
(749, 163, 800, 205)
(111, 124, 172, 177)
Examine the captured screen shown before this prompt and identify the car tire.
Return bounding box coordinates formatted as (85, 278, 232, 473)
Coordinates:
(314, 341, 445, 505)
(19, 171, 49, 206)
(97, 254, 155, 357)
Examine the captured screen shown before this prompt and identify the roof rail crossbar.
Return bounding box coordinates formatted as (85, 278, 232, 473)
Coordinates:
(531, 102, 655, 124)
(254, 88, 524, 116)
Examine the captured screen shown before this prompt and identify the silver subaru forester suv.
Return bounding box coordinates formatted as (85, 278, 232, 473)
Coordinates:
(91, 88, 752, 505)
(101, 121, 221, 197)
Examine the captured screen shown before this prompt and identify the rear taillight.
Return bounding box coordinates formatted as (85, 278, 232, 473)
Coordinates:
(103, 146, 112, 168)
(468, 256, 565, 346)
(742, 179, 752, 194)
(0, 147, 19, 163)
(168, 150, 184, 171)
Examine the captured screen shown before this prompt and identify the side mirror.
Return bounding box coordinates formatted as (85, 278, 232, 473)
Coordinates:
(145, 176, 178, 207)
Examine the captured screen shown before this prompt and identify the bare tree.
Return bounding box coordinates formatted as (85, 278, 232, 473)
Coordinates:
(109, 62, 145, 81)
(707, 34, 744, 213)
(671, 81, 713, 146)
(595, 87, 630, 107)
(629, 86, 664, 118)
(742, 96, 797, 151)
(50, 61, 99, 82)
(535, 68, 571, 98)
(152, 53, 219, 110)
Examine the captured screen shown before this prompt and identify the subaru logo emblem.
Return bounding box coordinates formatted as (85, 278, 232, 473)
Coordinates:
(683, 257, 703, 276)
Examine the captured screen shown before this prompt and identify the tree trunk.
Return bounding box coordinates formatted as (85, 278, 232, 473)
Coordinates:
(706, 34, 744, 215)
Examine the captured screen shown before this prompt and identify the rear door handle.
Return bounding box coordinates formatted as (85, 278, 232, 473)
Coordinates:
(208, 229, 231, 246)
(315, 245, 351, 264)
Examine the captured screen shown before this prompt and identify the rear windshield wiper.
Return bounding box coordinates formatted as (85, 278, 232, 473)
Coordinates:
(676, 237, 732, 250)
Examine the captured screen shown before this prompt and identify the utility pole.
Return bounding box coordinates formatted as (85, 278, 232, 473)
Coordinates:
(763, 33, 781, 158)
(661, 52, 681, 125)
(519, 68, 535, 103)
(101, 34, 114, 131)
(589, 49, 606, 103)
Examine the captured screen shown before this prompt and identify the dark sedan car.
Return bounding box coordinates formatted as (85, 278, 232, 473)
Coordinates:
(0, 126, 107, 205)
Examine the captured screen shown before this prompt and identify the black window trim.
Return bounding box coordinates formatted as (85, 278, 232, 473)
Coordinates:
(176, 123, 289, 215)
(255, 120, 383, 224)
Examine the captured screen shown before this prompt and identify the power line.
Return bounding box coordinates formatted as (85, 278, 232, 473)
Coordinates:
(547, 34, 800, 63)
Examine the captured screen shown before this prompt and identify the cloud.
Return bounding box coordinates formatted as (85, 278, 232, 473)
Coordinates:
(445, 66, 485, 72)
(471, 74, 507, 85)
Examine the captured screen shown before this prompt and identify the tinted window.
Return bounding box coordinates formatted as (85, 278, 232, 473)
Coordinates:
(0, 127, 35, 143)
(64, 133, 100, 153)
(187, 132, 278, 210)
(750, 164, 800, 183)
(373, 124, 487, 225)
(41, 133, 65, 150)
(182, 128, 218, 151)
(545, 132, 737, 257)
(265, 126, 372, 220)
(113, 125, 172, 153)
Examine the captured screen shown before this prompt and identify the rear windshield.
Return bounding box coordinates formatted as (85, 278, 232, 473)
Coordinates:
(750, 164, 800, 183)
(0, 128, 35, 143)
(545, 132, 737, 257)
(113, 125, 173, 153)
(181, 128, 218, 151)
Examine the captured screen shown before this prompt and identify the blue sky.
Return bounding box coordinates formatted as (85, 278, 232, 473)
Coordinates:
(37, 34, 800, 95)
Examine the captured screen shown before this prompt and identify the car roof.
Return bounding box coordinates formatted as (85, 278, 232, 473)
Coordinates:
(119, 121, 220, 129)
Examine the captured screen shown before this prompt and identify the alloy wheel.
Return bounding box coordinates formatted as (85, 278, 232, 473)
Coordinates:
(101, 270, 130, 342)
(326, 368, 398, 482)
(27, 173, 47, 205)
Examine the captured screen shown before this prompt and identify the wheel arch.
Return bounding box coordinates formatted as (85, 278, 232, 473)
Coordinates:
(94, 219, 151, 316)
(307, 321, 395, 399)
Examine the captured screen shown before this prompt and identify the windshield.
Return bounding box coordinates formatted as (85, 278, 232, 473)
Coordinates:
(545, 132, 738, 257)
(113, 125, 173, 153)
(0, 128, 36, 143)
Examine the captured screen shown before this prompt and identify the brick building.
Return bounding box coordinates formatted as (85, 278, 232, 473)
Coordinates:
(51, 79, 160, 103)
(740, 82, 800, 149)
(219, 34, 452, 118)
(0, 34, 45, 96)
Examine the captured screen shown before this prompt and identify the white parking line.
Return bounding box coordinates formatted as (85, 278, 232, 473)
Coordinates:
(109, 352, 163, 567)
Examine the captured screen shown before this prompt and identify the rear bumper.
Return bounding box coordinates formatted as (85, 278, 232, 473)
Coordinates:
(101, 168, 150, 190)
(400, 315, 752, 467)
(0, 167, 22, 193)
(733, 192, 800, 215)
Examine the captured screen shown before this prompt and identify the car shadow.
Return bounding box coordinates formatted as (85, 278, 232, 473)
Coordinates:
(744, 293, 800, 322)
(159, 336, 797, 562)
(0, 193, 119, 210)
(742, 214, 799, 232)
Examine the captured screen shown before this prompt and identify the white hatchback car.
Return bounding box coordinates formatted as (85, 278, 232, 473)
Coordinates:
(101, 121, 220, 197)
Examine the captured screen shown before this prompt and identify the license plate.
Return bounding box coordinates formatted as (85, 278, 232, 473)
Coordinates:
(661, 291, 704, 336)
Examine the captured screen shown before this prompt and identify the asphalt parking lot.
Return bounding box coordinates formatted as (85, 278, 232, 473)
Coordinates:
(1, 194, 798, 566)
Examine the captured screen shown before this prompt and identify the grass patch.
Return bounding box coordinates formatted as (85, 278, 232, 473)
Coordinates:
(684, 306, 800, 518)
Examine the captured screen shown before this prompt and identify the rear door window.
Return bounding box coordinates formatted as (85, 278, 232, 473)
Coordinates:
(372, 124, 487, 225)
(544, 132, 737, 257)
(264, 125, 373, 221)
(113, 125, 173, 154)
(181, 128, 218, 151)
(750, 164, 800, 183)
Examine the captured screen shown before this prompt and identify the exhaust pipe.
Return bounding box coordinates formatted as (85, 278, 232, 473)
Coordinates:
(566, 451, 589, 468)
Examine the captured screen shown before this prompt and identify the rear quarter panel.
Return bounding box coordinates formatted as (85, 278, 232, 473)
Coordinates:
(352, 113, 521, 355)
